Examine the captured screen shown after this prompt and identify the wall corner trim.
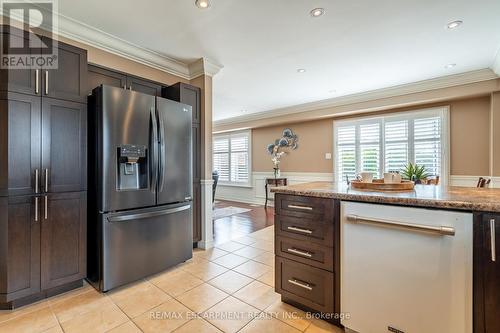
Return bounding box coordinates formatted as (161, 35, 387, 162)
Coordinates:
(492, 48, 500, 77)
(189, 58, 223, 79)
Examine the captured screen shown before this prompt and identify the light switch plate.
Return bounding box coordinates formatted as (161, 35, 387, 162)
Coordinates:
(325, 153, 332, 160)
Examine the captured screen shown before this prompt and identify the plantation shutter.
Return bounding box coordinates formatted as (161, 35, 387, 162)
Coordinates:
(230, 134, 250, 183)
(336, 126, 356, 183)
(213, 136, 230, 182)
(213, 131, 251, 185)
(413, 116, 442, 177)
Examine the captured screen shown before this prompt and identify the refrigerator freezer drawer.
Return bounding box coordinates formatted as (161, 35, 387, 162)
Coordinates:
(341, 201, 473, 333)
(100, 203, 192, 292)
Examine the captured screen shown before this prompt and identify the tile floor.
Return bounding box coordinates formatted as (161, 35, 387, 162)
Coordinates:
(0, 226, 343, 333)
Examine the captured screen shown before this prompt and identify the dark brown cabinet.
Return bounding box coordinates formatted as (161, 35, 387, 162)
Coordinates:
(474, 213, 500, 333)
(43, 38, 87, 103)
(87, 64, 164, 96)
(41, 192, 86, 290)
(163, 83, 202, 243)
(41, 98, 87, 193)
(0, 93, 41, 197)
(0, 28, 87, 103)
(0, 196, 40, 305)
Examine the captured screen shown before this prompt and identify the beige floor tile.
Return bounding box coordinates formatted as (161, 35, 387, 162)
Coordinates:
(305, 318, 345, 332)
(0, 306, 58, 333)
(240, 317, 301, 333)
(250, 239, 274, 252)
(109, 280, 171, 318)
(60, 301, 128, 333)
(50, 289, 110, 323)
(46, 283, 94, 306)
(107, 321, 143, 333)
(215, 241, 247, 252)
(233, 236, 258, 246)
(265, 300, 311, 331)
(195, 247, 230, 261)
(42, 325, 64, 333)
(149, 269, 204, 297)
(208, 270, 253, 294)
(253, 252, 275, 267)
(204, 296, 260, 333)
(0, 299, 49, 324)
(174, 318, 222, 332)
(133, 298, 192, 333)
(181, 260, 228, 281)
(233, 260, 272, 279)
(257, 269, 275, 287)
(233, 246, 267, 259)
(234, 281, 281, 310)
(176, 283, 228, 313)
(212, 253, 249, 269)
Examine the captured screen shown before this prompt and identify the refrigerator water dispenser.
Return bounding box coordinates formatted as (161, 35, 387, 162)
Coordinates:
(117, 144, 148, 190)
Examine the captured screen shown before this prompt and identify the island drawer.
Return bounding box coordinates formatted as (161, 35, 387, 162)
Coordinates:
(276, 235, 334, 271)
(276, 257, 334, 314)
(276, 194, 333, 220)
(275, 214, 334, 247)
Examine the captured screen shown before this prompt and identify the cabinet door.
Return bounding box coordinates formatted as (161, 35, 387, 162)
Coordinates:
(40, 192, 86, 290)
(0, 196, 40, 301)
(163, 83, 201, 123)
(192, 125, 201, 181)
(87, 65, 127, 95)
(0, 93, 41, 197)
(41, 98, 86, 193)
(43, 38, 87, 103)
(192, 181, 201, 242)
(481, 215, 500, 332)
(0, 30, 41, 96)
(126, 76, 162, 96)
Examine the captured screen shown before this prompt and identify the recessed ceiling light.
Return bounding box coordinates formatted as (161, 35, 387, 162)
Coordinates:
(241, 109, 247, 113)
(310, 8, 325, 17)
(297, 68, 306, 73)
(444, 63, 457, 69)
(329, 89, 337, 93)
(195, 0, 211, 9)
(447, 20, 463, 29)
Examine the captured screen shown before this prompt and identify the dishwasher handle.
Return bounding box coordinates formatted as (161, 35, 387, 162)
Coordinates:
(491, 219, 496, 262)
(346, 214, 455, 236)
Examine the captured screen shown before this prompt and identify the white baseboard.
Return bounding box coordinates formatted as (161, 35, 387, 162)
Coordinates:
(450, 175, 500, 188)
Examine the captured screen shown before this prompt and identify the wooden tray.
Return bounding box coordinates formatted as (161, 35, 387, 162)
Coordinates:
(350, 179, 415, 191)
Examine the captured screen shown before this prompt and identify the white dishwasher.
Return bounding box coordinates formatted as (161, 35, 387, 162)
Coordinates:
(341, 201, 473, 333)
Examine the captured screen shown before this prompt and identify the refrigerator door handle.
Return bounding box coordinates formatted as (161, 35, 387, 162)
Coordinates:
(107, 205, 191, 222)
(158, 109, 166, 192)
(150, 107, 158, 193)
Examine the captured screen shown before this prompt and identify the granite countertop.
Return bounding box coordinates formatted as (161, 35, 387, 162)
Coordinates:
(270, 181, 500, 213)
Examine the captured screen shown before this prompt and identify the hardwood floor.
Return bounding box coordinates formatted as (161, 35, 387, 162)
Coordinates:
(213, 200, 274, 245)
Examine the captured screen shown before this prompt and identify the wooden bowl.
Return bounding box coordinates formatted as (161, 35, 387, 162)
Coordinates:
(350, 179, 415, 191)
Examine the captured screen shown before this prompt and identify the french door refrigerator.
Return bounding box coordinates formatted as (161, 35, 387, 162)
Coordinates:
(87, 85, 193, 292)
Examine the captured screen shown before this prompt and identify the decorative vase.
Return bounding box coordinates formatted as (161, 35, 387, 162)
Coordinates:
(274, 167, 281, 178)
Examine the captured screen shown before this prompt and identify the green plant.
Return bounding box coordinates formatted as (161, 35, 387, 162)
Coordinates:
(401, 162, 429, 181)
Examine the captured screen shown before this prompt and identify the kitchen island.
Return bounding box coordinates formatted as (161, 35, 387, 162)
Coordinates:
(271, 182, 499, 333)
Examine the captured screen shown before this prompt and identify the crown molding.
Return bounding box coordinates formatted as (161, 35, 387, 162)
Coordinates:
(492, 48, 500, 76)
(188, 58, 223, 79)
(214, 68, 499, 127)
(1, 10, 221, 80)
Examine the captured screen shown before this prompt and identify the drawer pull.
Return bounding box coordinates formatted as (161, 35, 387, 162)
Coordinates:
(288, 204, 313, 211)
(288, 278, 313, 291)
(491, 219, 496, 262)
(287, 248, 313, 258)
(287, 226, 313, 234)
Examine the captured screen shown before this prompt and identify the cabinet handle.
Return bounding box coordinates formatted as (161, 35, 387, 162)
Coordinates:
(287, 226, 313, 234)
(44, 169, 49, 192)
(34, 197, 39, 222)
(287, 248, 313, 258)
(35, 169, 40, 193)
(44, 71, 48, 95)
(44, 196, 48, 220)
(491, 219, 496, 262)
(288, 204, 313, 211)
(35, 69, 40, 94)
(288, 278, 313, 291)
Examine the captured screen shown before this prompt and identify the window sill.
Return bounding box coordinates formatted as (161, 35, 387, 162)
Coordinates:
(218, 183, 253, 189)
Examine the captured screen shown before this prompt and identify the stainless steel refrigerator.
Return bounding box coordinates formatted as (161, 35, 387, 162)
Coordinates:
(87, 85, 193, 292)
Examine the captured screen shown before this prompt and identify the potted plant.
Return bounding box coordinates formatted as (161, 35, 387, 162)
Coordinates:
(401, 162, 429, 184)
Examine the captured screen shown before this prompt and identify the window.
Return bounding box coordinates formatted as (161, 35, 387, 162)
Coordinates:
(213, 130, 251, 186)
(334, 107, 449, 184)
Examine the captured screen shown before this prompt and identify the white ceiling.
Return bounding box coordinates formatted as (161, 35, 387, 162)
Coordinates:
(58, 0, 500, 121)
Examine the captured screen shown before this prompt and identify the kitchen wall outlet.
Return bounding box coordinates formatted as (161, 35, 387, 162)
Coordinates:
(325, 153, 332, 160)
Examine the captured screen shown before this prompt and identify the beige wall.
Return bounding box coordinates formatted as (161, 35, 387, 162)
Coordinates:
(492, 92, 500, 176)
(251, 96, 492, 176)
